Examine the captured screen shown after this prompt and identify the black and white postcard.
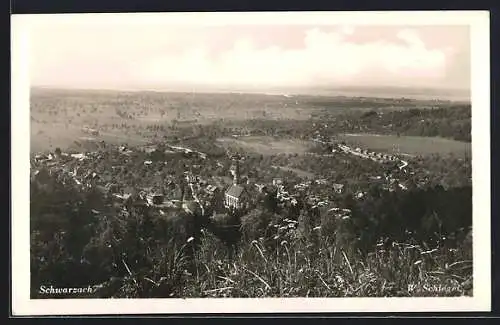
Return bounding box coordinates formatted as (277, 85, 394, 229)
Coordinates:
(11, 11, 491, 315)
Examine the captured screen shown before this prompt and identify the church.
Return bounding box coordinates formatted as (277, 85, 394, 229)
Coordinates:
(224, 157, 249, 210)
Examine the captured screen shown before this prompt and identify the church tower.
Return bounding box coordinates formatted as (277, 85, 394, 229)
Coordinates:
(224, 155, 248, 210)
(232, 158, 241, 185)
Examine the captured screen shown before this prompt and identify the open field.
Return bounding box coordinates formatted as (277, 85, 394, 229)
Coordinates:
(30, 88, 471, 155)
(30, 87, 468, 139)
(30, 88, 325, 152)
(337, 133, 471, 156)
(216, 136, 312, 155)
(31, 122, 149, 153)
(30, 87, 319, 125)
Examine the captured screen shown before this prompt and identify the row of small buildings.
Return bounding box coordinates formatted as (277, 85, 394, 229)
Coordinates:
(337, 144, 399, 163)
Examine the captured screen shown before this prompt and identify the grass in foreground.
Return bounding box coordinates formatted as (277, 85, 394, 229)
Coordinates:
(96, 227, 472, 298)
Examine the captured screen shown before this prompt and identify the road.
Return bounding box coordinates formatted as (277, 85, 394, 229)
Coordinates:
(188, 182, 205, 216)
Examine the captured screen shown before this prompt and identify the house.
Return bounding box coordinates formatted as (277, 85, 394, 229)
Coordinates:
(315, 179, 327, 185)
(332, 183, 345, 194)
(255, 183, 267, 193)
(184, 173, 197, 184)
(144, 147, 157, 154)
(34, 154, 46, 162)
(113, 193, 132, 201)
(355, 191, 365, 199)
(224, 158, 250, 210)
(147, 193, 164, 205)
(340, 144, 350, 152)
(82, 126, 99, 136)
(70, 153, 87, 161)
(206, 184, 218, 194)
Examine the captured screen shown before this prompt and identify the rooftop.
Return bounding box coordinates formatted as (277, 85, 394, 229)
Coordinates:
(226, 184, 245, 198)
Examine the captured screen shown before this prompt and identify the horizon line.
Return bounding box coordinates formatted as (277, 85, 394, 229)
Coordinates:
(30, 84, 471, 102)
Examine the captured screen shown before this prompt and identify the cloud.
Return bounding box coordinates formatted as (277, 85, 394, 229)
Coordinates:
(397, 29, 425, 48)
(28, 20, 466, 90)
(131, 28, 449, 89)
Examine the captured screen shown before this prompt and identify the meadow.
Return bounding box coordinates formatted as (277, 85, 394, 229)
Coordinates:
(30, 88, 320, 152)
(216, 136, 312, 155)
(30, 87, 467, 153)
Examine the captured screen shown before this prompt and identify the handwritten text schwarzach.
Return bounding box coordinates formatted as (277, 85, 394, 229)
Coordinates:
(39, 285, 94, 295)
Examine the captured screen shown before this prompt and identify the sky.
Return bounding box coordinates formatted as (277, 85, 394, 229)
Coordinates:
(26, 15, 471, 92)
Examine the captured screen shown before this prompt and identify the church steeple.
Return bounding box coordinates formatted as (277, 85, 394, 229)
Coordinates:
(225, 154, 248, 211)
(183, 172, 195, 199)
(231, 156, 241, 185)
(234, 160, 240, 185)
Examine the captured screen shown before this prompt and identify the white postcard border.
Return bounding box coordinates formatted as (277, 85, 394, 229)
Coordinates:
(11, 11, 491, 315)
